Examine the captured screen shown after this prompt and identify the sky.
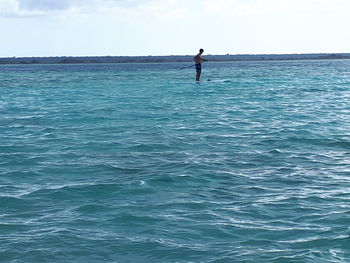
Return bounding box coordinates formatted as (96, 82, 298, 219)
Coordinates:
(1, 0, 350, 57)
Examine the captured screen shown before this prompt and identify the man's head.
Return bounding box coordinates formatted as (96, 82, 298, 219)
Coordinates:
(199, 49, 204, 54)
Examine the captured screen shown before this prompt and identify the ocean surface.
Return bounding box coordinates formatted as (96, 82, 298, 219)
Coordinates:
(1, 60, 350, 262)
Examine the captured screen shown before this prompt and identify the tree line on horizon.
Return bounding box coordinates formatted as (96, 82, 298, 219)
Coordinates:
(1, 53, 350, 64)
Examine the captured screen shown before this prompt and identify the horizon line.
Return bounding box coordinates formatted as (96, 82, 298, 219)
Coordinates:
(2, 52, 350, 59)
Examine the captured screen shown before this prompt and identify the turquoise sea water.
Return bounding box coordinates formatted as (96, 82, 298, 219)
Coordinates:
(1, 60, 350, 262)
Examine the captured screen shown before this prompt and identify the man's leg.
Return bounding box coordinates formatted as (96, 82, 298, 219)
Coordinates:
(196, 71, 201, 81)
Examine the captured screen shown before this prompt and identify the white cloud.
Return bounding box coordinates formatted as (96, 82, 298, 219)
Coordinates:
(0, 0, 17, 15)
(18, 0, 73, 11)
(201, 0, 350, 17)
(2, 0, 350, 18)
(0, 0, 135, 16)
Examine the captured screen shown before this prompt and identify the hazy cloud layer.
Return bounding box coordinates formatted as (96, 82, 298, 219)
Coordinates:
(1, 0, 350, 57)
(16, 0, 138, 11)
(18, 0, 72, 11)
(3, 0, 348, 16)
(0, 0, 145, 16)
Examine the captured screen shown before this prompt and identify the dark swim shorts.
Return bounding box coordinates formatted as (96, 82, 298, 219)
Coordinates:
(195, 63, 202, 73)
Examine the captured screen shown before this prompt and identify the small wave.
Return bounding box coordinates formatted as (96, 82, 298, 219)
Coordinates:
(0, 196, 30, 211)
(129, 143, 172, 152)
(327, 140, 350, 150)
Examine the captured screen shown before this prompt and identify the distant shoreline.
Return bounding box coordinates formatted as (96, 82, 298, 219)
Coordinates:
(1, 53, 350, 65)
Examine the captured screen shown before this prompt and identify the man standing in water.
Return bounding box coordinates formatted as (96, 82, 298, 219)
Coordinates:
(194, 48, 208, 81)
